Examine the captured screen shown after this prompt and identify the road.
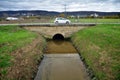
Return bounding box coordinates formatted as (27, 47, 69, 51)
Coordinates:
(0, 23, 120, 26)
(34, 54, 90, 80)
(0, 23, 96, 26)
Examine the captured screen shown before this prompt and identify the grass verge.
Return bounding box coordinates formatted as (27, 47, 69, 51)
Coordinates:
(71, 24, 120, 80)
(0, 25, 45, 79)
(70, 19, 120, 23)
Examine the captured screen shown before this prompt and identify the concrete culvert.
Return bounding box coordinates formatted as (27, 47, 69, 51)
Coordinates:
(53, 34, 64, 40)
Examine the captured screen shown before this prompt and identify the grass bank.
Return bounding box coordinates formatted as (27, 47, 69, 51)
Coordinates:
(71, 24, 120, 80)
(0, 26, 46, 80)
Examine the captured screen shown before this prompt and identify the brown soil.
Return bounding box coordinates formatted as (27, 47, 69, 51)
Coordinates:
(6, 35, 46, 80)
(0, 19, 51, 24)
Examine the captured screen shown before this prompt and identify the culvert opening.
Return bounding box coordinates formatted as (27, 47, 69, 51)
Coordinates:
(53, 34, 64, 40)
(45, 34, 77, 54)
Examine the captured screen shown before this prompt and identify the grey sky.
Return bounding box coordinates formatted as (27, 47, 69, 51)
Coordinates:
(0, 0, 120, 12)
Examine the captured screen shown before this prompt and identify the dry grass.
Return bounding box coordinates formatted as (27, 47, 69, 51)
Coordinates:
(0, 26, 46, 80)
(72, 24, 120, 80)
(6, 35, 46, 80)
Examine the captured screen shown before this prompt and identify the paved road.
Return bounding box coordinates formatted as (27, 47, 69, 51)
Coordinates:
(0, 23, 96, 26)
(0, 23, 120, 26)
(34, 54, 90, 80)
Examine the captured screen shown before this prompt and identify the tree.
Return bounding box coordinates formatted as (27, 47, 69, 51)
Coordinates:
(58, 13, 65, 17)
(118, 13, 120, 18)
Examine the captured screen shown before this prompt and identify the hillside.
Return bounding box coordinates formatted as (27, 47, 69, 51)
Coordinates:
(0, 10, 119, 17)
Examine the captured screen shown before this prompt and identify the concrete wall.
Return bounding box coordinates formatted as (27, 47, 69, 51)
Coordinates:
(23, 26, 89, 39)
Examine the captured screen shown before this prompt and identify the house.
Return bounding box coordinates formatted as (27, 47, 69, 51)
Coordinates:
(6, 17, 19, 21)
(90, 13, 99, 17)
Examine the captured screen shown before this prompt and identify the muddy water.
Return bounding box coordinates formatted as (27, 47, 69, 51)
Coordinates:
(34, 40, 90, 80)
(45, 40, 77, 53)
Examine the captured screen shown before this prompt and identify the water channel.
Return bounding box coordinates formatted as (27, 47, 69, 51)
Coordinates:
(45, 40, 77, 54)
(34, 37, 90, 80)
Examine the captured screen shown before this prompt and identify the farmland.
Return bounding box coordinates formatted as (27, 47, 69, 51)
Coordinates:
(69, 18, 120, 23)
(0, 18, 120, 24)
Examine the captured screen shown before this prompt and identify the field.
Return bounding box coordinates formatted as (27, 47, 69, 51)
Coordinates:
(0, 18, 120, 24)
(0, 26, 46, 79)
(72, 24, 120, 80)
(69, 18, 120, 23)
(0, 19, 51, 24)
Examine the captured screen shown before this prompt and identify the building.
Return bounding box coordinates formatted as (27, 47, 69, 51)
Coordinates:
(6, 17, 19, 21)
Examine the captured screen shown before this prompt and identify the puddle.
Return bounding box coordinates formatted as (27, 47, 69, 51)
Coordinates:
(45, 40, 77, 54)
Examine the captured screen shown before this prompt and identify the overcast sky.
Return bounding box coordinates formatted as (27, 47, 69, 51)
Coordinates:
(0, 0, 120, 12)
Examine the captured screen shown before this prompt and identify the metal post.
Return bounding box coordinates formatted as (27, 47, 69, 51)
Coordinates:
(64, 4, 67, 18)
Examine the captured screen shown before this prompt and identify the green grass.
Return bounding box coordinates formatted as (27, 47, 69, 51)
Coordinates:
(72, 24, 120, 80)
(0, 26, 37, 76)
(51, 18, 120, 23)
(69, 18, 120, 23)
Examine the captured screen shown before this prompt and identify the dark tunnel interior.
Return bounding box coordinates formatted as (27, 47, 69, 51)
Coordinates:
(53, 34, 64, 40)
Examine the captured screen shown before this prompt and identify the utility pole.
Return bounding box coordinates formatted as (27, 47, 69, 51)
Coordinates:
(64, 4, 67, 18)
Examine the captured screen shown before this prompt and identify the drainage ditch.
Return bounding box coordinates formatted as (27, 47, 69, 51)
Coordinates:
(34, 34, 96, 80)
